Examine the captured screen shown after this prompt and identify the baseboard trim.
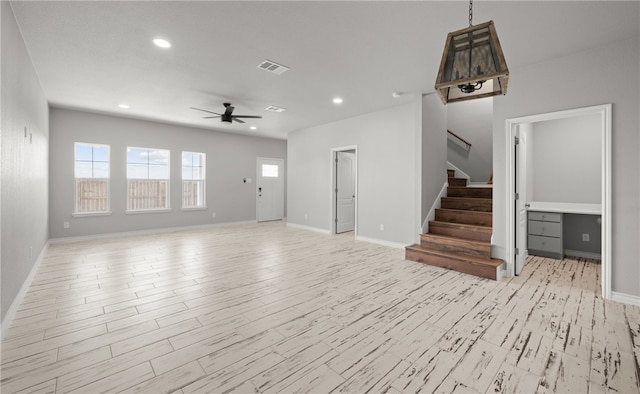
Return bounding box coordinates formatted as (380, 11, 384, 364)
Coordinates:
(423, 182, 448, 234)
(49, 220, 258, 244)
(355, 236, 406, 250)
(1, 242, 49, 340)
(564, 250, 601, 260)
(611, 291, 640, 306)
(286, 222, 331, 235)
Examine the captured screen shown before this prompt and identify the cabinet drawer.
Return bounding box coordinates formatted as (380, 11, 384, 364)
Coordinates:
(528, 220, 562, 237)
(528, 211, 561, 222)
(528, 235, 562, 253)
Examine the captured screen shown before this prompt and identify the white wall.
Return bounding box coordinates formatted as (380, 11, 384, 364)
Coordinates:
(1, 2, 50, 322)
(287, 100, 423, 246)
(531, 114, 601, 204)
(493, 36, 640, 297)
(447, 98, 493, 182)
(422, 94, 447, 227)
(49, 108, 287, 238)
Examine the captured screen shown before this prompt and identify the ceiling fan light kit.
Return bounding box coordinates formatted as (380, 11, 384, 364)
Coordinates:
(435, 1, 509, 104)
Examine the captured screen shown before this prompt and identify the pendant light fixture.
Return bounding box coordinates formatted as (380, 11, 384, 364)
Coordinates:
(435, 0, 509, 104)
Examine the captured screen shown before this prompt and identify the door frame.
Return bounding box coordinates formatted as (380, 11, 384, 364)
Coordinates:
(505, 104, 611, 298)
(256, 157, 285, 222)
(330, 145, 358, 235)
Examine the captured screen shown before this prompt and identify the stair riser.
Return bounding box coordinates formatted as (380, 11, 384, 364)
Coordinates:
(405, 249, 498, 280)
(435, 209, 492, 226)
(447, 169, 456, 178)
(441, 198, 492, 212)
(448, 187, 492, 198)
(420, 237, 491, 258)
(429, 223, 491, 242)
(448, 178, 467, 187)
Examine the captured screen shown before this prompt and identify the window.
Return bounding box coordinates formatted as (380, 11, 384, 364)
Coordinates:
(182, 151, 206, 209)
(74, 143, 110, 214)
(262, 164, 279, 178)
(127, 147, 170, 211)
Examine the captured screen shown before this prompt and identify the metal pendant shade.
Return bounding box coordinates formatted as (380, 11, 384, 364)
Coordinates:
(435, 20, 509, 104)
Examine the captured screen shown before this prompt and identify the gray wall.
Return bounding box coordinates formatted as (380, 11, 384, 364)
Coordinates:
(49, 108, 286, 238)
(564, 214, 602, 256)
(531, 114, 601, 204)
(493, 36, 640, 297)
(422, 94, 447, 227)
(447, 98, 493, 182)
(287, 100, 422, 246)
(1, 2, 50, 322)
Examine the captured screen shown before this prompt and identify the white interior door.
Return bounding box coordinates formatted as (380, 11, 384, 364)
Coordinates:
(336, 151, 355, 233)
(257, 158, 284, 222)
(515, 125, 528, 275)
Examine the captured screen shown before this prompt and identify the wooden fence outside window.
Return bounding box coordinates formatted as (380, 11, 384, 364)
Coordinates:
(76, 178, 109, 213)
(127, 179, 168, 210)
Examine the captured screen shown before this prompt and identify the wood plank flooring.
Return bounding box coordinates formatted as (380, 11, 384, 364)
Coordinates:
(1, 222, 639, 393)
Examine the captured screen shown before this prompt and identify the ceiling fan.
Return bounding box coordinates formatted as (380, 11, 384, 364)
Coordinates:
(190, 103, 262, 124)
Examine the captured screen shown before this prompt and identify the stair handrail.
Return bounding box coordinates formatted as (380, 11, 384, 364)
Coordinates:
(447, 129, 472, 150)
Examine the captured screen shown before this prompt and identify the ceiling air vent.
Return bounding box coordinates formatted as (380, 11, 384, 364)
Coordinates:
(265, 105, 286, 113)
(257, 60, 289, 75)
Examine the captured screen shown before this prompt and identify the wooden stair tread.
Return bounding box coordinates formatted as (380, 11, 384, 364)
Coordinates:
(420, 233, 490, 247)
(448, 186, 492, 191)
(447, 187, 493, 198)
(442, 196, 492, 203)
(437, 208, 491, 215)
(406, 244, 503, 268)
(430, 220, 491, 230)
(441, 197, 493, 212)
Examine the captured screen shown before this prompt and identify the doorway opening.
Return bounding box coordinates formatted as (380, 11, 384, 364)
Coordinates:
(506, 104, 611, 298)
(256, 157, 284, 222)
(330, 146, 357, 235)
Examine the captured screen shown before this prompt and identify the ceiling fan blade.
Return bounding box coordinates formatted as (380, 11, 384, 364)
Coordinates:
(232, 115, 262, 119)
(204, 116, 221, 119)
(190, 107, 222, 116)
(232, 118, 246, 124)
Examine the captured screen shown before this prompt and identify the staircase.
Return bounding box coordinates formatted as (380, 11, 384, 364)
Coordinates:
(405, 169, 503, 280)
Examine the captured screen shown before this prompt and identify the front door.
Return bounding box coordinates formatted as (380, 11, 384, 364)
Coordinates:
(335, 151, 355, 233)
(257, 158, 284, 222)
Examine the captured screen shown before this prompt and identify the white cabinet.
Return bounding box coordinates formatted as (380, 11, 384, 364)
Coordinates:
(528, 211, 563, 259)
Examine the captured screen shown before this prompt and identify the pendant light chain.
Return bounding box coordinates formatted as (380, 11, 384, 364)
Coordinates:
(469, 0, 473, 26)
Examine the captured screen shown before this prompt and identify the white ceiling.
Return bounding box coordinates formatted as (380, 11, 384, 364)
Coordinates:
(10, 1, 639, 140)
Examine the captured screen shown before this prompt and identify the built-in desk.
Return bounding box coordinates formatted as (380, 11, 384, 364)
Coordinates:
(526, 202, 602, 216)
(527, 202, 601, 259)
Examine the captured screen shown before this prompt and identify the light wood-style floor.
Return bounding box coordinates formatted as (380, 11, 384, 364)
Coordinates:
(1, 222, 639, 394)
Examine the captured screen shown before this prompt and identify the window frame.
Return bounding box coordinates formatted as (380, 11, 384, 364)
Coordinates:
(181, 151, 207, 210)
(73, 142, 111, 217)
(126, 146, 171, 213)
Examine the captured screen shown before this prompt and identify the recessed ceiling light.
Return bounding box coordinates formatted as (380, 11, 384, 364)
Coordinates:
(250, 126, 257, 130)
(392, 92, 403, 98)
(118, 104, 130, 109)
(153, 38, 171, 48)
(333, 97, 343, 104)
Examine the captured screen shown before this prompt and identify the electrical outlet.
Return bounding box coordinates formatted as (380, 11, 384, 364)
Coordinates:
(29, 246, 33, 259)
(63, 221, 70, 229)
(380, 224, 384, 231)
(582, 233, 590, 242)
(304, 213, 308, 220)
(212, 212, 217, 218)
